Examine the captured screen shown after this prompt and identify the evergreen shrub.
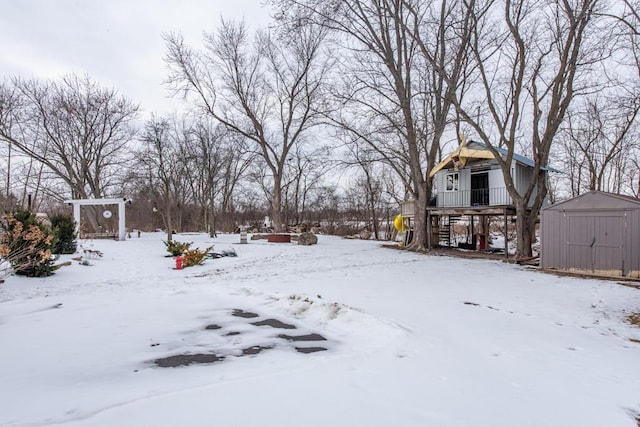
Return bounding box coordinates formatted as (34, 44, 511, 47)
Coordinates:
(50, 213, 77, 254)
(0, 210, 55, 277)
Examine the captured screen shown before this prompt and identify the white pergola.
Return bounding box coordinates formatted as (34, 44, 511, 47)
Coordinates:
(64, 198, 130, 241)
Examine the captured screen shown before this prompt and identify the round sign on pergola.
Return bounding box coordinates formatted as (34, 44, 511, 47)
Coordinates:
(64, 198, 131, 241)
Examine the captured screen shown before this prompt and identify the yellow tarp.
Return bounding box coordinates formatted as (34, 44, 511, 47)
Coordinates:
(429, 141, 496, 178)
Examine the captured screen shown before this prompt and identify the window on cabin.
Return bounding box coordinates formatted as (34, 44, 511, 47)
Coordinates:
(445, 173, 459, 191)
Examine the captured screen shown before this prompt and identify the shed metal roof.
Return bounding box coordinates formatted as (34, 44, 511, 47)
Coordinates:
(543, 191, 640, 211)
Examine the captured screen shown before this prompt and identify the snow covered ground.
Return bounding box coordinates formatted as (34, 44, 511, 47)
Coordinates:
(1, 232, 639, 427)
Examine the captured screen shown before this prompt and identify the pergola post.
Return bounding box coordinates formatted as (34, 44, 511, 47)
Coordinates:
(118, 202, 126, 241)
(72, 203, 81, 239)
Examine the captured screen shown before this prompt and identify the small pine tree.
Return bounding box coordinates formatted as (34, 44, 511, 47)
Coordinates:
(182, 246, 212, 268)
(164, 240, 192, 256)
(50, 213, 77, 254)
(0, 210, 55, 277)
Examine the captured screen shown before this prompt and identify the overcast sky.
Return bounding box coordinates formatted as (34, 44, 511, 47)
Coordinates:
(0, 0, 272, 117)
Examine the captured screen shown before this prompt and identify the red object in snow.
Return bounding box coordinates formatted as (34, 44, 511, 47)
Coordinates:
(175, 255, 184, 270)
(478, 234, 487, 251)
(267, 234, 291, 243)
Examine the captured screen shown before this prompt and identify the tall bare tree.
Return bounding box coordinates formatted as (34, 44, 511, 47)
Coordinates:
(443, 0, 605, 258)
(607, 0, 640, 196)
(560, 95, 640, 195)
(282, 143, 333, 226)
(272, 0, 474, 250)
(164, 20, 329, 232)
(139, 116, 191, 242)
(0, 74, 139, 202)
(341, 142, 388, 239)
(186, 120, 253, 234)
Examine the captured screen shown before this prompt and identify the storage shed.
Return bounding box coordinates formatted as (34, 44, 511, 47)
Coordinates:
(540, 191, 640, 278)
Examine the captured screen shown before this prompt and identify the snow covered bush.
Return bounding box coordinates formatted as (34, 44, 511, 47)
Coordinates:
(0, 211, 55, 277)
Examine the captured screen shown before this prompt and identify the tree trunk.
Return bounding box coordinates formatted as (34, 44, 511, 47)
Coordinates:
(368, 187, 379, 240)
(407, 181, 429, 251)
(514, 200, 535, 259)
(271, 176, 284, 232)
(164, 196, 173, 242)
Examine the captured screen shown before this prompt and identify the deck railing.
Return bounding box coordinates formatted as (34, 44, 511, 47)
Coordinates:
(436, 187, 513, 208)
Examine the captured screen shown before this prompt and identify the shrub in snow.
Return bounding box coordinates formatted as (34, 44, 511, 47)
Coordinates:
(50, 213, 77, 255)
(0, 211, 55, 277)
(164, 240, 192, 256)
(181, 247, 212, 268)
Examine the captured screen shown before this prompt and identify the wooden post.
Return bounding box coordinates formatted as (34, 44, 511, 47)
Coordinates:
(427, 211, 431, 249)
(73, 203, 81, 239)
(470, 215, 475, 248)
(504, 209, 508, 259)
(118, 201, 126, 241)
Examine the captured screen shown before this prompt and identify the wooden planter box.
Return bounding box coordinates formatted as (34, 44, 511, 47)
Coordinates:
(267, 234, 291, 243)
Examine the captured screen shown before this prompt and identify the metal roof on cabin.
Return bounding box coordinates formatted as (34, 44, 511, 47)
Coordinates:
(468, 140, 560, 172)
(543, 190, 640, 211)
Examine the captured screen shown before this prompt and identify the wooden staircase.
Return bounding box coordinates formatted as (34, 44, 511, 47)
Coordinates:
(438, 215, 461, 247)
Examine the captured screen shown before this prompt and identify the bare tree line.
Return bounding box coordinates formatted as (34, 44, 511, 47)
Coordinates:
(270, 0, 640, 257)
(0, 0, 639, 257)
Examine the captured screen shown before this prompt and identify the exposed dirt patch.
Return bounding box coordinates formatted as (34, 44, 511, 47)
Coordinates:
(241, 345, 273, 356)
(295, 347, 327, 354)
(154, 353, 224, 367)
(382, 244, 509, 260)
(278, 333, 326, 342)
(232, 309, 259, 318)
(627, 313, 640, 328)
(154, 308, 331, 368)
(251, 319, 297, 329)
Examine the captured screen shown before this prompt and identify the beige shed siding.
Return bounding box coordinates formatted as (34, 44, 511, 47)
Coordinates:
(541, 192, 640, 278)
(627, 209, 640, 276)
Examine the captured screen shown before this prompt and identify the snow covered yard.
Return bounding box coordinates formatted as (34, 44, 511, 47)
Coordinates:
(0, 232, 639, 427)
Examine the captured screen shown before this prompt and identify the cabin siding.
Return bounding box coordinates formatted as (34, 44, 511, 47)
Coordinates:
(432, 144, 549, 209)
(436, 169, 471, 207)
(514, 163, 530, 197)
(488, 169, 509, 205)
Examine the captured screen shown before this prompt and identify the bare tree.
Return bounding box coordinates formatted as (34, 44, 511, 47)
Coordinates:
(186, 120, 253, 234)
(559, 95, 640, 195)
(341, 143, 388, 239)
(164, 19, 329, 232)
(282, 143, 333, 226)
(271, 0, 474, 250)
(0, 74, 139, 203)
(627, 152, 640, 197)
(139, 116, 191, 242)
(607, 0, 640, 197)
(443, 0, 605, 258)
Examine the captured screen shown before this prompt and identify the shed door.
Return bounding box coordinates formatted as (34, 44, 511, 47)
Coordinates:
(565, 213, 624, 274)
